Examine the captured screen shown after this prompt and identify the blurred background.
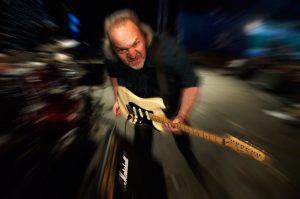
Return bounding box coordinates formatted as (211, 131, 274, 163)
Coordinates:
(0, 0, 300, 199)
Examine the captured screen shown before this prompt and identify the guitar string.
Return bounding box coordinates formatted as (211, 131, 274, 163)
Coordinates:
(124, 114, 132, 139)
(150, 113, 266, 162)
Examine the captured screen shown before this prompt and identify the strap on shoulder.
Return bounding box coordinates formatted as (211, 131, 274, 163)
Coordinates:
(151, 38, 170, 107)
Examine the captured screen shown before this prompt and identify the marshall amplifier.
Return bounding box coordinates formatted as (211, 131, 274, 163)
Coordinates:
(77, 125, 134, 199)
(78, 124, 167, 199)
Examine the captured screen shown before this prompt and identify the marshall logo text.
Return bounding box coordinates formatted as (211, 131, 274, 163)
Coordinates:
(119, 154, 129, 190)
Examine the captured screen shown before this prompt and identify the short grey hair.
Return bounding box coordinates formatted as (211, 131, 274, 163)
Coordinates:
(102, 9, 154, 61)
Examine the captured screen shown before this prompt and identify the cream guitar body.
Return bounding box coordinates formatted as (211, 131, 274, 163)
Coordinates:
(117, 86, 167, 133)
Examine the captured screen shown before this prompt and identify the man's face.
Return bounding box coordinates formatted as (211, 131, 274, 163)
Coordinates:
(108, 20, 147, 70)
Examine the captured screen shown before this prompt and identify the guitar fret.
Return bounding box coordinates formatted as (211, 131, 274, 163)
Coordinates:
(194, 129, 199, 137)
(183, 125, 188, 132)
(190, 127, 195, 135)
(197, 130, 202, 137)
(196, 129, 202, 138)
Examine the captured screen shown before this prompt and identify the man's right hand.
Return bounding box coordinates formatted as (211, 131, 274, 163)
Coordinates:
(112, 101, 122, 116)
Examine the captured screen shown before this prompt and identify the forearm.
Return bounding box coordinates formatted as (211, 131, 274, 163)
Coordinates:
(177, 87, 199, 120)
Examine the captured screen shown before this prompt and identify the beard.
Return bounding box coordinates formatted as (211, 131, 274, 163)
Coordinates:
(127, 52, 145, 69)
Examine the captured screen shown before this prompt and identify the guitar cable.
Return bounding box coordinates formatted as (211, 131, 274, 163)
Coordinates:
(124, 115, 132, 138)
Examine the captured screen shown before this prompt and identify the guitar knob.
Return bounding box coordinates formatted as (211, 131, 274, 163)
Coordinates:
(145, 111, 150, 120)
(138, 108, 143, 118)
(133, 107, 137, 117)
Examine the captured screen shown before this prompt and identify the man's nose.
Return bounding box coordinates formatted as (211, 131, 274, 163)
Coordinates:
(127, 48, 136, 58)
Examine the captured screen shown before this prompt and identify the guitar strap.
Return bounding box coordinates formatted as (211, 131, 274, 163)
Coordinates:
(152, 37, 170, 108)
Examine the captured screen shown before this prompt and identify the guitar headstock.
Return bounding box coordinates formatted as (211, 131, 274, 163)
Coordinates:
(224, 134, 271, 165)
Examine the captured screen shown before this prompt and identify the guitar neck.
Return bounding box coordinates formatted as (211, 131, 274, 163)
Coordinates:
(149, 114, 224, 145)
(149, 113, 270, 164)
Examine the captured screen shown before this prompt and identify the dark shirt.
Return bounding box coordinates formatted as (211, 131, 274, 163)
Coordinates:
(105, 35, 200, 116)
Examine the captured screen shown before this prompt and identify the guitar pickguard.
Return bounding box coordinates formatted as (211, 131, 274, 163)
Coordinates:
(117, 86, 167, 133)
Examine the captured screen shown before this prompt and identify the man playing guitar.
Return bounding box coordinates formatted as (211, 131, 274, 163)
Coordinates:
(102, 9, 200, 157)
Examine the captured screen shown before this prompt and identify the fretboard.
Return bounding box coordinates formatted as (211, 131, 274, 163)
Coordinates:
(149, 113, 224, 145)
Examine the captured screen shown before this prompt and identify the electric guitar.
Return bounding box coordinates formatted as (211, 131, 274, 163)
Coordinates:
(117, 86, 271, 165)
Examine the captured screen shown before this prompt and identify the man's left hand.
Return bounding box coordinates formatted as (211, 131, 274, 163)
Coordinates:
(164, 115, 185, 134)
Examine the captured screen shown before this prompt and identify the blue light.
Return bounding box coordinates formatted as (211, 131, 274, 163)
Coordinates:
(69, 23, 79, 33)
(247, 25, 291, 38)
(68, 13, 80, 26)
